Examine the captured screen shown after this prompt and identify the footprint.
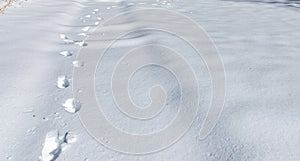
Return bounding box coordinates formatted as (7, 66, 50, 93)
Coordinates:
(81, 26, 90, 32)
(41, 131, 73, 161)
(56, 76, 69, 89)
(84, 14, 91, 18)
(74, 40, 87, 47)
(78, 33, 87, 36)
(41, 131, 63, 161)
(59, 51, 72, 57)
(62, 98, 81, 113)
(59, 34, 67, 40)
(59, 34, 74, 44)
(72, 60, 84, 67)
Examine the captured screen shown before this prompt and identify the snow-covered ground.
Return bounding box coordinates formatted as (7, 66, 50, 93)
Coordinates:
(0, 0, 299, 160)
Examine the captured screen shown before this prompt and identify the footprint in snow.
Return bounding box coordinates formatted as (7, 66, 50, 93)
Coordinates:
(59, 34, 74, 44)
(59, 51, 72, 57)
(59, 34, 67, 40)
(78, 33, 87, 36)
(56, 76, 69, 89)
(72, 60, 84, 67)
(59, 34, 87, 46)
(74, 40, 87, 46)
(41, 130, 68, 161)
(81, 26, 90, 32)
(63, 98, 81, 113)
(84, 14, 91, 18)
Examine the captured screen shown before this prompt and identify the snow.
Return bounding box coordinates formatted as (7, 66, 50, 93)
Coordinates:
(41, 131, 63, 161)
(59, 34, 68, 40)
(0, 0, 299, 160)
(78, 33, 87, 36)
(62, 99, 81, 113)
(74, 40, 87, 47)
(56, 76, 69, 89)
(0, 0, 21, 12)
(59, 51, 72, 57)
(59, 34, 74, 44)
(81, 26, 90, 32)
(72, 60, 84, 68)
(41, 131, 75, 161)
(84, 14, 91, 18)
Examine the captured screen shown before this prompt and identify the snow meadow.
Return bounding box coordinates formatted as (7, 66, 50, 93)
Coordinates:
(0, 0, 299, 161)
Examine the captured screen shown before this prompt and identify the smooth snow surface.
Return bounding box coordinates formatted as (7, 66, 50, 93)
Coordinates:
(0, 0, 299, 160)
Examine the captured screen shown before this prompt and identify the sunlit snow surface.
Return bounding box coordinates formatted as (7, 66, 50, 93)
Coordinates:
(0, 0, 300, 161)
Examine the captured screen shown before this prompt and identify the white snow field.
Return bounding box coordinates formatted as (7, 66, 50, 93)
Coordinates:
(0, 0, 300, 161)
